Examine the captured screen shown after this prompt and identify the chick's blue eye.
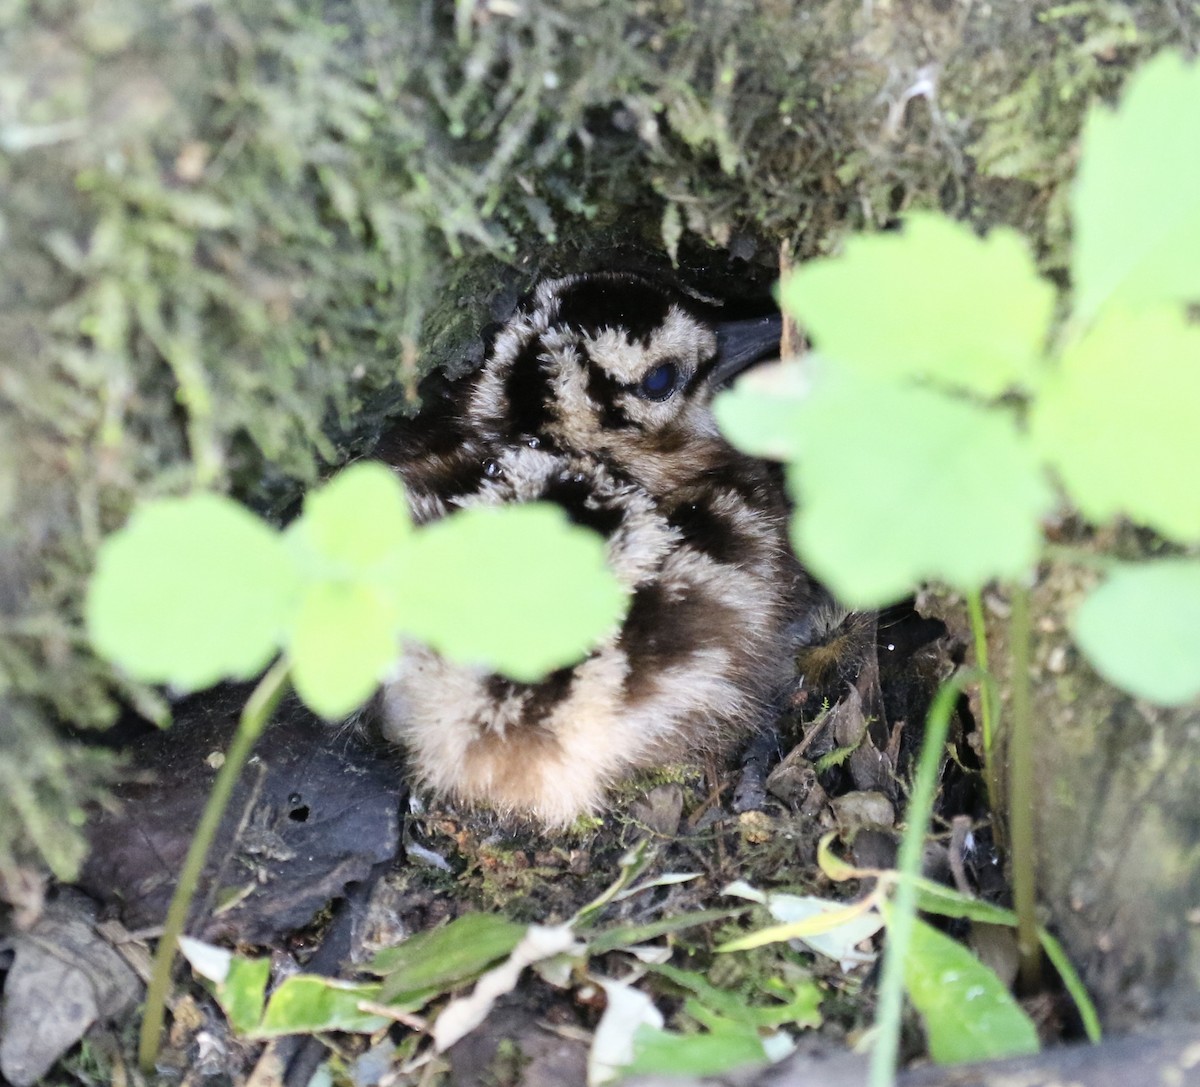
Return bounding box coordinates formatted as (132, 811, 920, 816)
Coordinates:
(638, 362, 679, 401)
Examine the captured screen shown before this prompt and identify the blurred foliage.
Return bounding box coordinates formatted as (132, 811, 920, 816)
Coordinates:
(0, 0, 1195, 878)
(0, 695, 122, 880)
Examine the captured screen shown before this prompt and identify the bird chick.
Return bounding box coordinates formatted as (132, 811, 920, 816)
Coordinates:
(374, 272, 817, 825)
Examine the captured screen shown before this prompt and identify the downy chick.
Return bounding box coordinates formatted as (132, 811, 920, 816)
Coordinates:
(374, 272, 819, 825)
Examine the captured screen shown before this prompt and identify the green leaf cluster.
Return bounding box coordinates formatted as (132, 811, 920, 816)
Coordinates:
(183, 912, 526, 1040)
(625, 962, 820, 1077)
(170, 841, 835, 1081)
(723, 865, 1100, 1067)
(86, 462, 627, 718)
(716, 50, 1200, 706)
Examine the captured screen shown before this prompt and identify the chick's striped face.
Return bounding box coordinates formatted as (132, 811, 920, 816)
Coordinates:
(470, 274, 725, 485)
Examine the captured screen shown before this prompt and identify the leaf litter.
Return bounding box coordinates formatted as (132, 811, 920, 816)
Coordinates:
(15, 584, 1047, 1087)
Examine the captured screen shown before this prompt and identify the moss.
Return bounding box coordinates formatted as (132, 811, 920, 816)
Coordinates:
(0, 695, 123, 879)
(487, 1037, 530, 1087)
(613, 761, 703, 801)
(2, 0, 1196, 880)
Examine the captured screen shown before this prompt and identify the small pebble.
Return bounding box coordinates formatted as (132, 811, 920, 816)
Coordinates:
(830, 791, 895, 829)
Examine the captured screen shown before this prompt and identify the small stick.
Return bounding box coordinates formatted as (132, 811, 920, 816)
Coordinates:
(779, 238, 801, 360)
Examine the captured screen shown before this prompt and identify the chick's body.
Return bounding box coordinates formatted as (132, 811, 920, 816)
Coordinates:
(374, 273, 812, 825)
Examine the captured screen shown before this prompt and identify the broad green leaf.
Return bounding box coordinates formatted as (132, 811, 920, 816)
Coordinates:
(881, 878, 1099, 1044)
(394, 503, 628, 681)
(370, 913, 527, 1007)
(1072, 51, 1200, 323)
(282, 462, 415, 717)
(289, 460, 412, 571)
(625, 1023, 772, 1078)
(712, 359, 810, 460)
(253, 975, 389, 1038)
(1030, 308, 1200, 542)
(287, 580, 399, 718)
(779, 214, 1053, 396)
(86, 494, 297, 689)
(902, 916, 1039, 1064)
(179, 938, 269, 1035)
(222, 955, 272, 1035)
(790, 377, 1053, 607)
(1073, 561, 1200, 705)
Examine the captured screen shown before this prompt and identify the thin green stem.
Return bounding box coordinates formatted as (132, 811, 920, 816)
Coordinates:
(965, 592, 993, 754)
(965, 591, 1003, 830)
(138, 659, 291, 1073)
(1008, 583, 1041, 992)
(869, 669, 977, 1087)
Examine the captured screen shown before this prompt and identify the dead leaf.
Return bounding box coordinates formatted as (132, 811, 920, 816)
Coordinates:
(0, 890, 140, 1087)
(434, 925, 580, 1052)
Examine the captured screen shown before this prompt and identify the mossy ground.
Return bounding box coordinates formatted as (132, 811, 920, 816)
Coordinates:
(3, 2, 1200, 1080)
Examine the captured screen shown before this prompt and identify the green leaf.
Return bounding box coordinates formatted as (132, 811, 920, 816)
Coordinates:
(1071, 51, 1200, 323)
(712, 360, 810, 460)
(287, 580, 400, 719)
(86, 494, 297, 689)
(626, 1023, 772, 1078)
(902, 916, 1039, 1064)
(289, 460, 412, 571)
(394, 503, 628, 681)
(912, 878, 1021, 927)
(369, 913, 527, 1007)
(179, 939, 270, 1035)
(282, 462, 415, 718)
(1072, 561, 1200, 705)
(586, 908, 746, 956)
(221, 955, 272, 1035)
(434, 924, 579, 1052)
(790, 376, 1053, 607)
(253, 975, 389, 1038)
(903, 877, 1101, 1044)
(1030, 308, 1200, 543)
(779, 214, 1054, 396)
